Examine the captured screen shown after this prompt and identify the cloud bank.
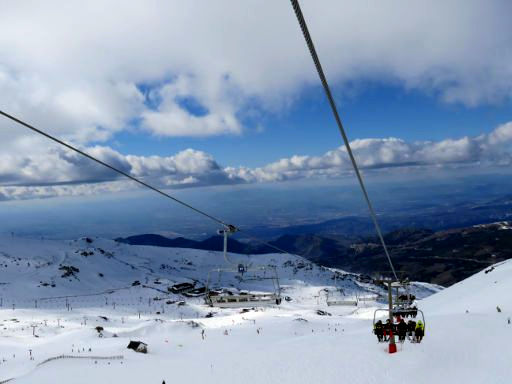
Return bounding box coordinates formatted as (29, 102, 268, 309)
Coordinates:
(1, 1, 512, 200)
(1, 122, 511, 200)
(0, 0, 511, 148)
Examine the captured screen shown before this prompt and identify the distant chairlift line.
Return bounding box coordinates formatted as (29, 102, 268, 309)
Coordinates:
(325, 274, 358, 307)
(204, 225, 282, 308)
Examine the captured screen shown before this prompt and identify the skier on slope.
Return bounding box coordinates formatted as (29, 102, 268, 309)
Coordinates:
(415, 320, 424, 343)
(373, 320, 384, 342)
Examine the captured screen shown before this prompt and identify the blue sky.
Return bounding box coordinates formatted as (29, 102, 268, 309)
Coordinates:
(109, 82, 512, 168)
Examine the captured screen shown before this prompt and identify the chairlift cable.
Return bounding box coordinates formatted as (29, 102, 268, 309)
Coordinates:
(289, 0, 398, 281)
(0, 109, 230, 228)
(237, 229, 297, 255)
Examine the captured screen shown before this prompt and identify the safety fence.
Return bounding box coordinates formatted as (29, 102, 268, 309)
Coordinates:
(37, 354, 124, 367)
(0, 283, 180, 310)
(0, 355, 124, 384)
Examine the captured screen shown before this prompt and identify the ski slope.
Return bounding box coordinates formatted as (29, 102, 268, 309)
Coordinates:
(0, 235, 509, 384)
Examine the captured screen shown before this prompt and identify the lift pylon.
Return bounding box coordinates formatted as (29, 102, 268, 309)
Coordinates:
(374, 279, 398, 354)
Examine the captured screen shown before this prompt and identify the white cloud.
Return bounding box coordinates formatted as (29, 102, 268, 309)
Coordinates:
(0, 0, 511, 148)
(487, 122, 512, 146)
(140, 75, 242, 137)
(230, 122, 512, 183)
(0, 146, 242, 200)
(1, 1, 512, 200)
(1, 122, 512, 201)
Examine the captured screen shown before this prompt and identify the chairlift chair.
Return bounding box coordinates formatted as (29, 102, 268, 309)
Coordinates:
(204, 225, 282, 308)
(326, 291, 358, 306)
(357, 294, 379, 302)
(373, 307, 426, 341)
(390, 280, 419, 316)
(205, 266, 281, 308)
(326, 274, 358, 306)
(393, 280, 416, 307)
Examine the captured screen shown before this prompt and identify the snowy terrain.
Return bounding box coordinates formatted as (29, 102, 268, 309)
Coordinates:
(0, 235, 509, 383)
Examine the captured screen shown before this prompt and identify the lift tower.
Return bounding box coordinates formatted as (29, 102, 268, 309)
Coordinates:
(374, 279, 400, 354)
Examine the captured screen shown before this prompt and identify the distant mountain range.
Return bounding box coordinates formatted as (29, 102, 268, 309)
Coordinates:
(117, 221, 512, 287)
(116, 233, 275, 254)
(347, 223, 512, 286)
(245, 194, 512, 239)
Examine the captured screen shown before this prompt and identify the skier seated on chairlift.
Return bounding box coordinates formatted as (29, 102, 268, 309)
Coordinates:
(383, 319, 394, 341)
(414, 320, 425, 343)
(399, 306, 416, 318)
(399, 294, 416, 303)
(373, 320, 384, 342)
(401, 309, 410, 318)
(407, 320, 416, 338)
(397, 319, 408, 342)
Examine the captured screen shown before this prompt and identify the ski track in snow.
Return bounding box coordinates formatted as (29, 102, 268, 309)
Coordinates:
(0, 235, 509, 383)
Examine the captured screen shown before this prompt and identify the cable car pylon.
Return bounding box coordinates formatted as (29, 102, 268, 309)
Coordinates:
(374, 279, 398, 353)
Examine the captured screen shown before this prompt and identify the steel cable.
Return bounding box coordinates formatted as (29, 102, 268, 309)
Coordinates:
(0, 110, 301, 258)
(290, 0, 398, 280)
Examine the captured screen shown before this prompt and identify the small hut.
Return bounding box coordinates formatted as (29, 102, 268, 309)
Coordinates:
(127, 341, 148, 354)
(170, 282, 195, 294)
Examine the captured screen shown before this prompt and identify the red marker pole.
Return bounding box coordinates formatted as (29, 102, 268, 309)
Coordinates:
(387, 281, 397, 354)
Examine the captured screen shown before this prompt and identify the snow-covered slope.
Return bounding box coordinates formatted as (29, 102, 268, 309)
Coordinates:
(1, 235, 509, 384)
(422, 260, 510, 315)
(0, 235, 437, 306)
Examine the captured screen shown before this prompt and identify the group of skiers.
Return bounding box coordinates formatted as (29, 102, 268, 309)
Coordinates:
(397, 294, 416, 303)
(392, 306, 418, 318)
(373, 315, 424, 343)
